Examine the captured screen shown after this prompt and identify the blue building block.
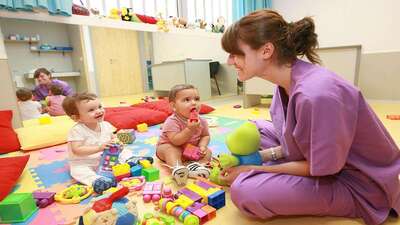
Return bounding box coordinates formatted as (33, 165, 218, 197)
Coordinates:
(130, 165, 142, 177)
(208, 190, 225, 209)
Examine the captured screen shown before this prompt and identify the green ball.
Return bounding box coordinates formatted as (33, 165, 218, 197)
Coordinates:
(226, 122, 260, 155)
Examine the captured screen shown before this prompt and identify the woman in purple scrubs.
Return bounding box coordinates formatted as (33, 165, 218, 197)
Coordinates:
(219, 10, 400, 225)
(33, 68, 73, 101)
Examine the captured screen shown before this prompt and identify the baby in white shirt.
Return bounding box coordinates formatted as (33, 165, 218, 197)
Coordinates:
(16, 88, 42, 120)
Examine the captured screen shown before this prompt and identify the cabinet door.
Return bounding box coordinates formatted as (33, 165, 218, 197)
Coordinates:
(91, 27, 143, 97)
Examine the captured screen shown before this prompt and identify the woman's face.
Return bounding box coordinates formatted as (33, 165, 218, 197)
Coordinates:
(227, 41, 271, 82)
(36, 72, 52, 85)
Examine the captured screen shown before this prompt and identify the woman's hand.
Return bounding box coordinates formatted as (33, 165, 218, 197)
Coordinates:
(219, 165, 255, 186)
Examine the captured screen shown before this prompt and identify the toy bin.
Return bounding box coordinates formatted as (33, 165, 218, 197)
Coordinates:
(0, 193, 38, 223)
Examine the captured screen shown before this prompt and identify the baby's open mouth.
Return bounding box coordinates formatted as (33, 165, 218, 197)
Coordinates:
(95, 114, 103, 119)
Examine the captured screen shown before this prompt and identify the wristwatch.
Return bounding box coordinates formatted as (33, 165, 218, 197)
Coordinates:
(270, 148, 278, 161)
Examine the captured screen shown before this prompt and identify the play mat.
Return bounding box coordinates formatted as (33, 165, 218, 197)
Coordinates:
(1, 115, 246, 225)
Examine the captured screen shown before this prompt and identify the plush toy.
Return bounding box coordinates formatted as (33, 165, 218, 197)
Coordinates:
(156, 13, 169, 32)
(108, 8, 120, 20)
(211, 16, 225, 33)
(218, 121, 263, 169)
(120, 7, 133, 21)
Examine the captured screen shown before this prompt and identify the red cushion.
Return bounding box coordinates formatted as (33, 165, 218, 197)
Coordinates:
(0, 155, 30, 201)
(0, 110, 21, 153)
(132, 100, 215, 115)
(104, 107, 168, 130)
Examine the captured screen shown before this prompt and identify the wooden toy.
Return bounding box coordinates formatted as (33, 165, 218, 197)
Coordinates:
(142, 182, 163, 203)
(119, 176, 145, 191)
(189, 108, 199, 122)
(55, 184, 93, 204)
(182, 144, 201, 161)
(137, 123, 148, 132)
(32, 191, 55, 208)
(92, 187, 129, 213)
(0, 193, 38, 223)
(97, 144, 121, 178)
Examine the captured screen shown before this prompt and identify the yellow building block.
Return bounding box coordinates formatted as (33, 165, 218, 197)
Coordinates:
(112, 163, 130, 176)
(186, 183, 207, 202)
(137, 123, 148, 132)
(175, 195, 194, 209)
(139, 159, 152, 169)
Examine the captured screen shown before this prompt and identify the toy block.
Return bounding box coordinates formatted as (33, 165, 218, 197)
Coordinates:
(208, 190, 225, 209)
(182, 144, 201, 161)
(112, 163, 130, 177)
(196, 177, 223, 190)
(32, 191, 55, 208)
(186, 201, 206, 213)
(0, 193, 38, 223)
(130, 165, 142, 176)
(175, 195, 194, 209)
(115, 173, 131, 182)
(196, 180, 215, 190)
(139, 159, 152, 169)
(136, 123, 148, 132)
(178, 188, 202, 202)
(142, 167, 160, 181)
(202, 205, 216, 220)
(192, 209, 208, 224)
(38, 116, 52, 125)
(142, 182, 163, 203)
(186, 183, 207, 200)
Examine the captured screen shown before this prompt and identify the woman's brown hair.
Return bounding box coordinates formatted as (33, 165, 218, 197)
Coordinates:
(222, 9, 320, 65)
(33, 68, 52, 79)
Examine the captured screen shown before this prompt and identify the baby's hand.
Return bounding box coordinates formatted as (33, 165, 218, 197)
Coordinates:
(199, 146, 208, 156)
(187, 119, 201, 132)
(98, 140, 113, 152)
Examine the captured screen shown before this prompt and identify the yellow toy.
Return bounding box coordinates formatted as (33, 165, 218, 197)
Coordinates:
(108, 8, 120, 20)
(137, 123, 148, 132)
(139, 159, 152, 169)
(156, 13, 169, 32)
(55, 184, 93, 204)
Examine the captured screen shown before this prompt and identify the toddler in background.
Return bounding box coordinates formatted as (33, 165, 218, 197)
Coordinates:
(156, 84, 212, 185)
(45, 84, 66, 116)
(62, 92, 120, 194)
(16, 87, 42, 120)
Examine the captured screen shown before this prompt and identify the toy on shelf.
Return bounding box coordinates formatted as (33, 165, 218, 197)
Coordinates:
(116, 129, 136, 144)
(92, 187, 129, 213)
(55, 184, 93, 204)
(211, 16, 225, 33)
(76, 191, 138, 225)
(137, 123, 149, 132)
(143, 182, 163, 203)
(218, 121, 263, 169)
(32, 191, 55, 208)
(387, 115, 400, 120)
(119, 176, 146, 191)
(0, 193, 38, 223)
(108, 8, 121, 19)
(156, 13, 169, 32)
(182, 144, 201, 161)
(97, 144, 122, 179)
(121, 7, 133, 21)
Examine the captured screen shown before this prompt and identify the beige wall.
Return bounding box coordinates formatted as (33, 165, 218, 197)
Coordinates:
(359, 51, 400, 100)
(0, 59, 22, 128)
(68, 25, 89, 93)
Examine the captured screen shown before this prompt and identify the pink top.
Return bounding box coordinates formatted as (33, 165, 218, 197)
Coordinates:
(47, 95, 66, 116)
(157, 113, 209, 147)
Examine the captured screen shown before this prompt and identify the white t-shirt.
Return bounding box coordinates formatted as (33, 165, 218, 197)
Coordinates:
(18, 100, 42, 120)
(67, 121, 115, 167)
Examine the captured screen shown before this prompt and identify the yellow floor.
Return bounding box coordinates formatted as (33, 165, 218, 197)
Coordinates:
(102, 94, 400, 225)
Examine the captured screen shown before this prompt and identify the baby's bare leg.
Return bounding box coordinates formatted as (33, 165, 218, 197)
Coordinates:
(156, 143, 183, 167)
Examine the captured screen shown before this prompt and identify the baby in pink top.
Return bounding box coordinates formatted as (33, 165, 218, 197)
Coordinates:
(45, 84, 66, 116)
(156, 84, 212, 185)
